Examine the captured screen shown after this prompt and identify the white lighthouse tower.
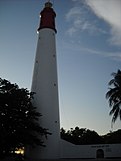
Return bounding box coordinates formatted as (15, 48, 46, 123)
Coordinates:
(30, 1, 60, 160)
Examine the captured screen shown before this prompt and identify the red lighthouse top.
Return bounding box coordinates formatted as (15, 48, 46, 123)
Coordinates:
(37, 2, 57, 33)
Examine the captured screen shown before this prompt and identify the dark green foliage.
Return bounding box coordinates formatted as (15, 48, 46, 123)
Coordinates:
(61, 127, 104, 145)
(106, 69, 121, 123)
(103, 129, 121, 144)
(0, 78, 49, 159)
(61, 127, 121, 145)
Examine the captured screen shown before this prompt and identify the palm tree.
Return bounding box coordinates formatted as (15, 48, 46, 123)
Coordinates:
(106, 69, 121, 124)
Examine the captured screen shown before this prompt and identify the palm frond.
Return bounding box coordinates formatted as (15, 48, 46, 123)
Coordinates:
(111, 72, 116, 77)
(109, 103, 119, 115)
(111, 107, 120, 123)
(108, 79, 115, 86)
(106, 88, 120, 107)
(109, 100, 121, 123)
(106, 69, 121, 124)
(120, 109, 121, 121)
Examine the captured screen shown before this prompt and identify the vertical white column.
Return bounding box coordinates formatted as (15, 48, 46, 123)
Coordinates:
(31, 28, 60, 159)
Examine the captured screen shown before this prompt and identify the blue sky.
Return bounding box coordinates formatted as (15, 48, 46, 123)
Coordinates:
(0, 0, 121, 135)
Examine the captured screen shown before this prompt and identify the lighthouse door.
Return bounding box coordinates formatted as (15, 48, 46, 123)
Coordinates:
(96, 149, 104, 158)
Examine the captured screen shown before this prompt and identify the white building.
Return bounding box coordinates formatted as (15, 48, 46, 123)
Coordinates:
(61, 140, 121, 159)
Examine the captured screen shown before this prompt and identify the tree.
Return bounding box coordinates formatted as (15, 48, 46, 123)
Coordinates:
(103, 129, 121, 144)
(61, 127, 103, 145)
(106, 69, 121, 124)
(61, 127, 121, 145)
(0, 78, 49, 160)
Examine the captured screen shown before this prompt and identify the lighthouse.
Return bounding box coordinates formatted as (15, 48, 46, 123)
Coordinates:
(30, 1, 60, 160)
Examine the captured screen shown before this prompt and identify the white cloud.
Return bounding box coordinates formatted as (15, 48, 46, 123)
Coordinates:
(61, 40, 121, 61)
(85, 0, 121, 46)
(66, 6, 82, 21)
(78, 45, 121, 61)
(83, 47, 121, 61)
(66, 1, 107, 36)
(66, 0, 121, 46)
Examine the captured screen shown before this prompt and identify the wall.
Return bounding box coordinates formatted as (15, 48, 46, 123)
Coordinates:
(60, 139, 121, 159)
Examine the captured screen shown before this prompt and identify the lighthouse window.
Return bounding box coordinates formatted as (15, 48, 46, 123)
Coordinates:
(53, 54, 56, 58)
(54, 83, 56, 86)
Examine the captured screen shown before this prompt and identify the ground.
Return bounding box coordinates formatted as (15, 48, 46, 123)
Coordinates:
(26, 159, 121, 161)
